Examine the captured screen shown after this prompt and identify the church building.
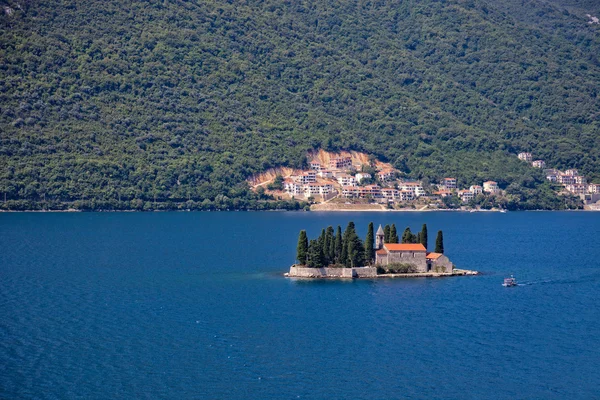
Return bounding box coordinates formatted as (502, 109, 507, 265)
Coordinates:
(374, 225, 453, 273)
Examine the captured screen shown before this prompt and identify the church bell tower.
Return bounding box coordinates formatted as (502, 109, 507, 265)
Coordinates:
(375, 225, 384, 250)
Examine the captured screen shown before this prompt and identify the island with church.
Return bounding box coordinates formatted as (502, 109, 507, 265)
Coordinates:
(286, 222, 478, 279)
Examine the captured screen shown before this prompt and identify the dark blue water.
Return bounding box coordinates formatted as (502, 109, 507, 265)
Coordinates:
(1, 212, 600, 399)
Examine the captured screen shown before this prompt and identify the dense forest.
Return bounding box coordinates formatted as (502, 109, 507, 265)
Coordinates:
(1, 0, 598, 210)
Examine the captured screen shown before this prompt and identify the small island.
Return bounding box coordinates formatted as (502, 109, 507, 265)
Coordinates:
(287, 222, 478, 279)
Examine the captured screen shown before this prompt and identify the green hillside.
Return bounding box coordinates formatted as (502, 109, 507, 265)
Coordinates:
(1, 0, 598, 210)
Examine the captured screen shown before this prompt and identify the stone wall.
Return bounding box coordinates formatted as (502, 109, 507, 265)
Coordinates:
(384, 251, 427, 273)
(288, 266, 378, 278)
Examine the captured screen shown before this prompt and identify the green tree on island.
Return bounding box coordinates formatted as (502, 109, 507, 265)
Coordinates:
(325, 226, 334, 265)
(390, 224, 399, 243)
(420, 224, 428, 249)
(384, 224, 391, 243)
(402, 227, 415, 244)
(296, 230, 308, 265)
(435, 230, 444, 254)
(365, 222, 374, 264)
(334, 225, 342, 263)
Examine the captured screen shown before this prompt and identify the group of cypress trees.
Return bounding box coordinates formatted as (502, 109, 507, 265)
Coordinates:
(296, 222, 445, 268)
(296, 222, 370, 268)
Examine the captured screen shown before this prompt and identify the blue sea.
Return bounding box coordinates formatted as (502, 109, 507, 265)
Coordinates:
(1, 211, 600, 399)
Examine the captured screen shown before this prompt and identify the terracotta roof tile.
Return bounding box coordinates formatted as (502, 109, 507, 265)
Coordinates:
(383, 243, 426, 252)
(426, 252, 443, 260)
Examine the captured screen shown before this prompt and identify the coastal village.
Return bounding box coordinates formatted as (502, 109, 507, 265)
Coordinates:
(249, 150, 505, 211)
(517, 152, 600, 209)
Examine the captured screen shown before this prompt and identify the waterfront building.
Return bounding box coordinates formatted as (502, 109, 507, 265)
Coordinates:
(565, 184, 588, 195)
(458, 190, 474, 202)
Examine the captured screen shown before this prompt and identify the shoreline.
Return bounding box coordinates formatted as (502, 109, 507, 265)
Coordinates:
(285, 267, 479, 279)
(0, 208, 596, 213)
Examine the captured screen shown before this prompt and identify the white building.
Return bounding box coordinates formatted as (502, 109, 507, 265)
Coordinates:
(355, 173, 372, 183)
(532, 160, 546, 168)
(442, 178, 457, 189)
(458, 190, 474, 202)
(469, 185, 483, 195)
(309, 161, 322, 171)
(565, 184, 588, 195)
(295, 171, 317, 184)
(337, 174, 356, 187)
(377, 169, 394, 182)
(483, 181, 500, 194)
(318, 169, 333, 178)
(518, 152, 533, 162)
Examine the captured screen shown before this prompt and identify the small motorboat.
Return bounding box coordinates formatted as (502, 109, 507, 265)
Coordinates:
(503, 275, 517, 287)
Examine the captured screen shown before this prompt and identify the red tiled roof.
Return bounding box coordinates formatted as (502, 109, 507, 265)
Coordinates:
(426, 252, 443, 260)
(376, 249, 387, 255)
(384, 243, 426, 252)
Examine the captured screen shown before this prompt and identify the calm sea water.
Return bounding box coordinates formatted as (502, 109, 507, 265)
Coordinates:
(1, 211, 600, 399)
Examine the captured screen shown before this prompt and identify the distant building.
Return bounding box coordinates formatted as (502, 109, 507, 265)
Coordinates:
(564, 169, 579, 176)
(532, 160, 546, 168)
(565, 184, 587, 195)
(295, 171, 317, 184)
(304, 183, 334, 197)
(399, 190, 415, 202)
(588, 184, 600, 194)
(575, 176, 587, 184)
(355, 173, 372, 183)
(329, 156, 352, 170)
(518, 152, 533, 162)
(309, 161, 322, 171)
(400, 182, 425, 197)
(337, 174, 356, 187)
(469, 185, 483, 195)
(284, 179, 303, 196)
(318, 169, 333, 178)
(377, 169, 394, 182)
(442, 178, 457, 189)
(342, 186, 360, 198)
(558, 175, 576, 185)
(433, 190, 452, 198)
(483, 181, 500, 194)
(380, 188, 400, 201)
(458, 189, 474, 203)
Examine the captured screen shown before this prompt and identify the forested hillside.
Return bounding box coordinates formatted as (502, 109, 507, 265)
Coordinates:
(1, 0, 598, 210)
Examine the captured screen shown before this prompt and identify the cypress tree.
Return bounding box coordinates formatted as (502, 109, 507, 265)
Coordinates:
(402, 227, 414, 243)
(420, 224, 428, 249)
(390, 224, 399, 243)
(365, 222, 374, 264)
(347, 231, 365, 268)
(296, 230, 308, 265)
(307, 239, 317, 267)
(435, 230, 444, 254)
(325, 226, 334, 265)
(334, 225, 342, 263)
(416, 232, 421, 245)
(384, 224, 391, 243)
(341, 222, 356, 266)
(317, 229, 326, 265)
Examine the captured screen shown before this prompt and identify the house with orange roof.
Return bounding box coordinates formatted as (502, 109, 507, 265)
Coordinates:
(426, 252, 453, 273)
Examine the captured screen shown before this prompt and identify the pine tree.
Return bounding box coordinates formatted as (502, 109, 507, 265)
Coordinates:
(435, 230, 444, 254)
(296, 230, 308, 265)
(390, 224, 399, 243)
(334, 225, 342, 263)
(420, 224, 428, 249)
(365, 222, 374, 264)
(402, 227, 414, 244)
(384, 224, 391, 243)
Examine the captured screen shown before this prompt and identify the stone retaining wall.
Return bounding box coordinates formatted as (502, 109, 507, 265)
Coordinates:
(288, 266, 378, 278)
